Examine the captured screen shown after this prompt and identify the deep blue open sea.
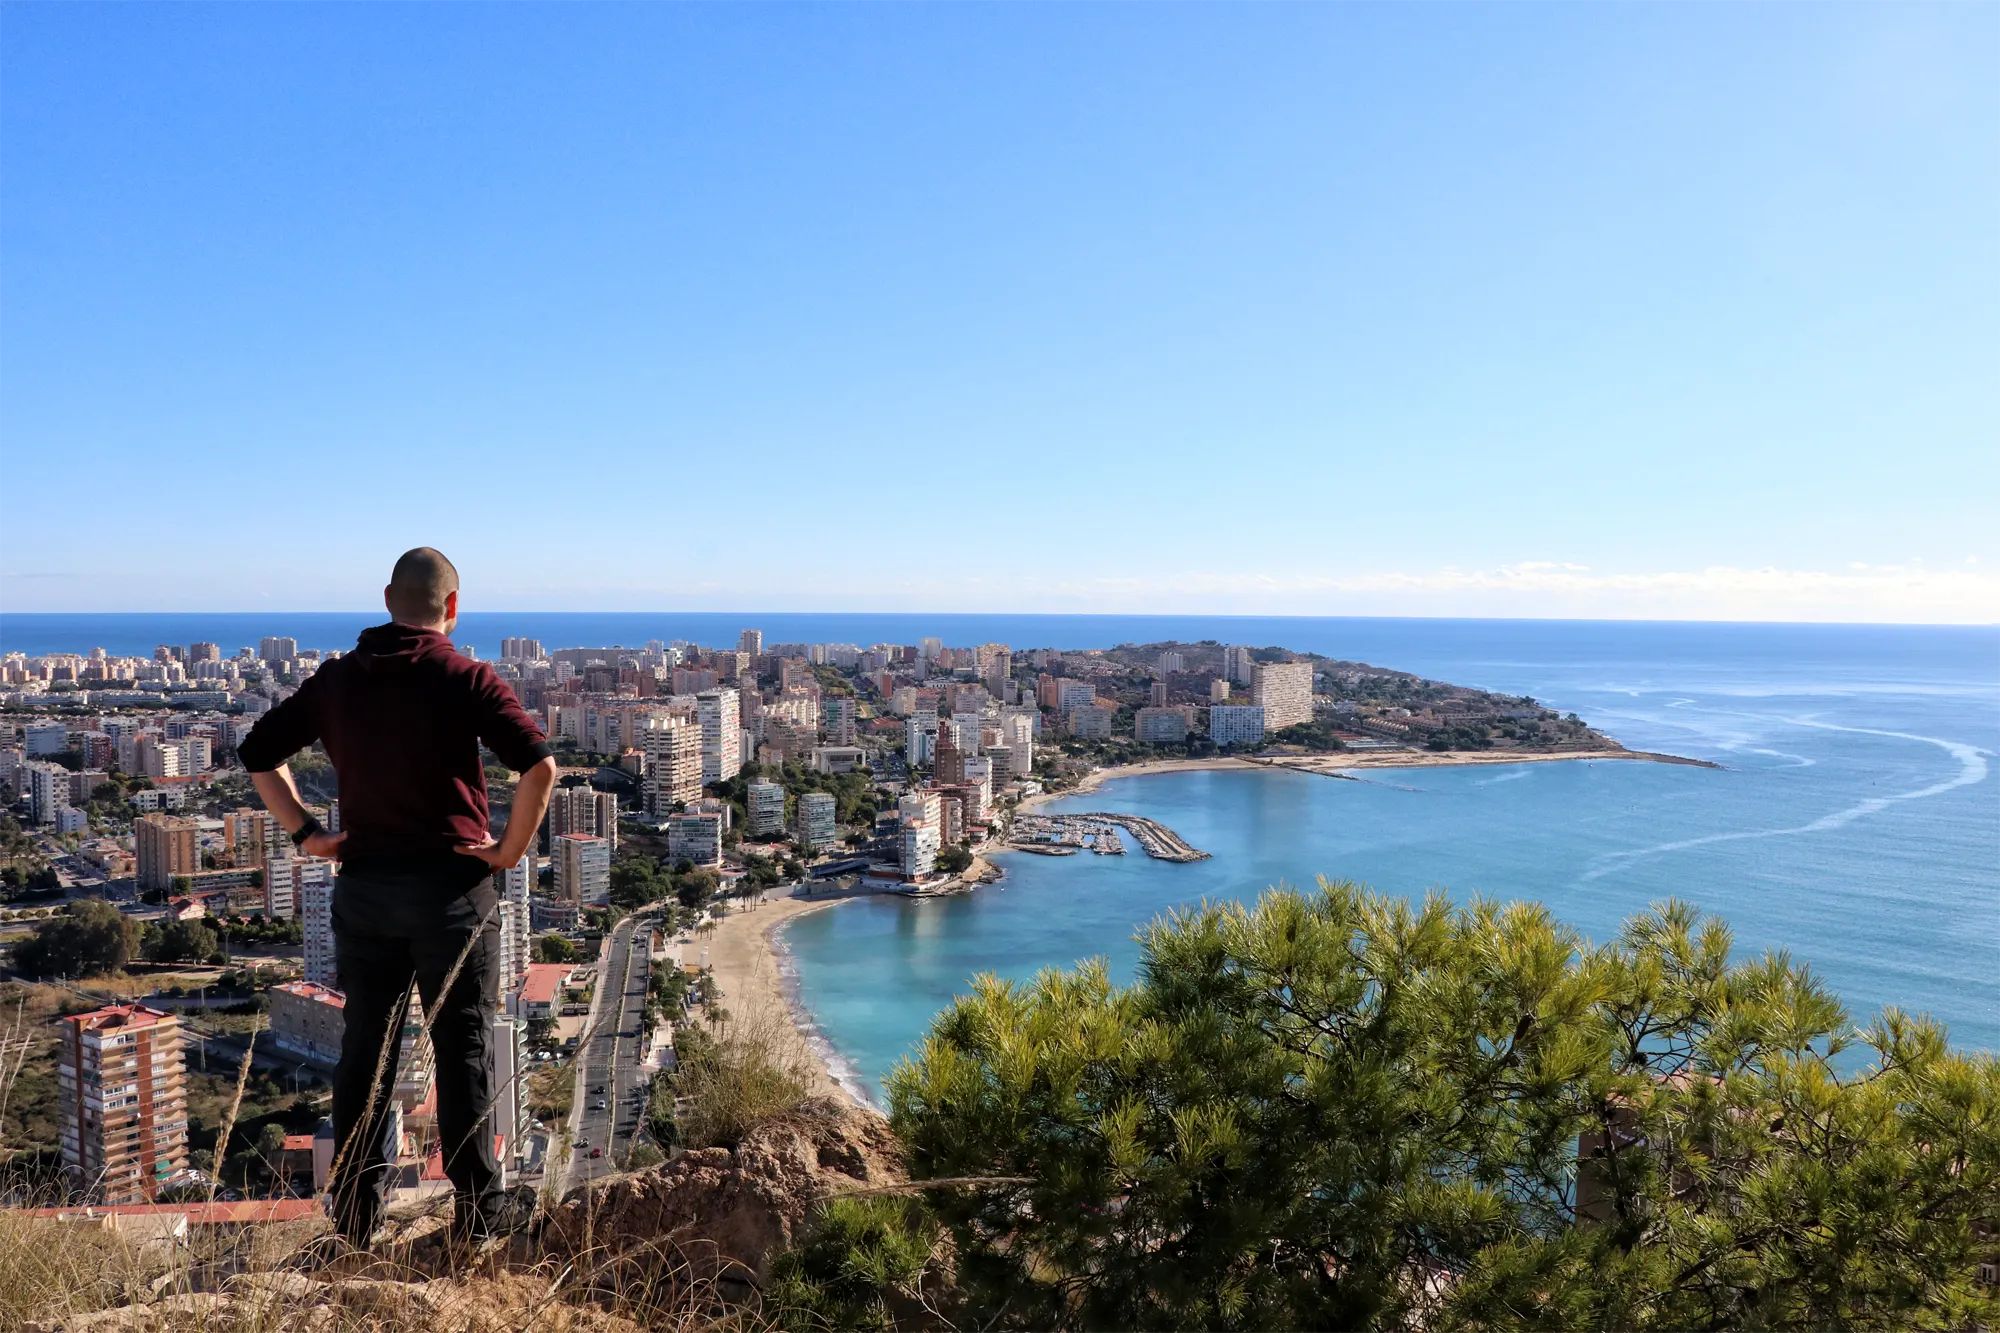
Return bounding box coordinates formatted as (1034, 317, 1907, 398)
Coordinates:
(6, 613, 1995, 1099)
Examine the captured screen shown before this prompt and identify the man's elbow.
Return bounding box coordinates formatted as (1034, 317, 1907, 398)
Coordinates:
(524, 755, 559, 783)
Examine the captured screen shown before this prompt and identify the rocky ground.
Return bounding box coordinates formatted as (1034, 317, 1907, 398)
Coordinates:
(20, 1098, 900, 1333)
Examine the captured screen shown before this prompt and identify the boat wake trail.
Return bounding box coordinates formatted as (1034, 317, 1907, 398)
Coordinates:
(1580, 718, 1990, 883)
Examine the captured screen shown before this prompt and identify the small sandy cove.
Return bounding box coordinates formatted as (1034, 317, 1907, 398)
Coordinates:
(700, 890, 862, 1107)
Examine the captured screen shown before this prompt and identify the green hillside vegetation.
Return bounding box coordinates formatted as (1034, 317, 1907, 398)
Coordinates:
(774, 881, 2000, 1331)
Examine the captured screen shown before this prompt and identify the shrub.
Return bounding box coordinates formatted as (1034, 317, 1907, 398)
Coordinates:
(670, 1012, 812, 1150)
(875, 880, 2000, 1331)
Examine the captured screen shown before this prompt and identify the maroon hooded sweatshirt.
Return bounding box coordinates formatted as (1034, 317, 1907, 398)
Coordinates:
(238, 623, 553, 876)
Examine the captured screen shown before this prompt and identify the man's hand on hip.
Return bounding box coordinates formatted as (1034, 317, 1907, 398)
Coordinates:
(454, 838, 517, 871)
(302, 830, 347, 860)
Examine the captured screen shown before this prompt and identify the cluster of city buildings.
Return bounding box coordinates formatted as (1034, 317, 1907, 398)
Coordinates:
(6, 626, 1341, 1204)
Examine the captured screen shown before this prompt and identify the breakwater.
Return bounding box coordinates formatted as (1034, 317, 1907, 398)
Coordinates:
(1010, 811, 1210, 862)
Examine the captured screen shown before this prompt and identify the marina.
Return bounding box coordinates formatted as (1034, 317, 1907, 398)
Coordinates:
(1008, 811, 1210, 862)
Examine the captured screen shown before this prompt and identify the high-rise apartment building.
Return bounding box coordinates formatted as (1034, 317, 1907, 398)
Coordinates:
(58, 1005, 189, 1203)
(738, 629, 764, 656)
(500, 637, 544, 660)
(554, 833, 610, 906)
(1056, 681, 1096, 712)
(698, 688, 742, 784)
(493, 853, 533, 1004)
(1134, 706, 1190, 745)
(641, 715, 704, 814)
(746, 781, 787, 836)
(1000, 710, 1036, 775)
(1068, 705, 1115, 740)
(188, 642, 221, 663)
(1251, 661, 1315, 731)
(666, 812, 725, 867)
(1223, 645, 1256, 685)
(25, 761, 69, 824)
(269, 854, 330, 922)
(821, 697, 857, 745)
(135, 736, 182, 781)
(900, 823, 941, 881)
(259, 637, 299, 663)
(302, 871, 338, 986)
(593, 791, 620, 853)
(904, 714, 939, 769)
(795, 792, 837, 852)
(898, 790, 942, 829)
(1209, 705, 1267, 747)
(135, 815, 199, 891)
(225, 808, 288, 867)
(1210, 678, 1232, 703)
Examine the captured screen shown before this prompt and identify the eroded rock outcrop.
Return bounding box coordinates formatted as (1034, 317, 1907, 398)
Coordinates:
(540, 1097, 903, 1288)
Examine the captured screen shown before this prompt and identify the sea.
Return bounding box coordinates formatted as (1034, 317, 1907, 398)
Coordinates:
(4, 613, 1995, 1101)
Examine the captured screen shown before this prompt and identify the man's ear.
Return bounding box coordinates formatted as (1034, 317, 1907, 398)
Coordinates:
(384, 586, 396, 614)
(444, 589, 459, 620)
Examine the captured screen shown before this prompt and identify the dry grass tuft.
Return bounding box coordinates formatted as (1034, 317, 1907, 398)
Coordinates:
(2, 1203, 792, 1332)
(672, 1010, 815, 1151)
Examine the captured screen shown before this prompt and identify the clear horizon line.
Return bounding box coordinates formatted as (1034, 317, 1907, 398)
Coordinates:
(3, 608, 1995, 630)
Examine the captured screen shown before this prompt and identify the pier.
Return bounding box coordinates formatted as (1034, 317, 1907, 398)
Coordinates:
(1008, 812, 1210, 862)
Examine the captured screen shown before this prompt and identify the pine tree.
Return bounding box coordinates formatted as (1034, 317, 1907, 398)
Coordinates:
(876, 880, 1999, 1331)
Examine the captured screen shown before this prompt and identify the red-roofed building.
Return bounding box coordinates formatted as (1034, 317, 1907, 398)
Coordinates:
(518, 963, 571, 1021)
(267, 980, 345, 1069)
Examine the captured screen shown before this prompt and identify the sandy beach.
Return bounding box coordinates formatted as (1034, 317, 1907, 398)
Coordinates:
(1015, 744, 1709, 815)
(699, 891, 862, 1108)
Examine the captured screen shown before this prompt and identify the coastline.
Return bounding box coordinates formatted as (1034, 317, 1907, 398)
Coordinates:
(700, 890, 875, 1111)
(1014, 745, 1714, 817)
(741, 746, 1720, 1113)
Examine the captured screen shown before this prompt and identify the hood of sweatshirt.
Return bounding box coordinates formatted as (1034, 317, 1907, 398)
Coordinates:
(351, 622, 456, 672)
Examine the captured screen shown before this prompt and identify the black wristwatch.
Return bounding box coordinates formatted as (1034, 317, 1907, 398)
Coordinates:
(290, 816, 324, 850)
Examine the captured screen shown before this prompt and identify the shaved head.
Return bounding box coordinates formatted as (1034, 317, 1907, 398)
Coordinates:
(386, 547, 460, 627)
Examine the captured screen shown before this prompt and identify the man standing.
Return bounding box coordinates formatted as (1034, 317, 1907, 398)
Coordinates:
(240, 548, 558, 1250)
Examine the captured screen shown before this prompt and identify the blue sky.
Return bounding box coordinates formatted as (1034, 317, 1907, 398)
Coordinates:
(2, 4, 1994, 621)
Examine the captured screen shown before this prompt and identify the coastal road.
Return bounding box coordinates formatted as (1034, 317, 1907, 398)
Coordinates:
(562, 911, 652, 1195)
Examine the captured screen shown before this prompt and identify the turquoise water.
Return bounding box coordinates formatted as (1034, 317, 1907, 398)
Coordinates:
(781, 624, 1999, 1105)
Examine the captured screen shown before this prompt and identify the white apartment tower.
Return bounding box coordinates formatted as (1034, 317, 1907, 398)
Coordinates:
(746, 781, 787, 836)
(795, 791, 838, 852)
(698, 688, 742, 784)
(904, 714, 939, 769)
(493, 853, 533, 1004)
(554, 833, 611, 906)
(642, 715, 704, 814)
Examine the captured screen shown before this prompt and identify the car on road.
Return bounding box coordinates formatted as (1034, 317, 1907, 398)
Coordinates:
(593, 1100, 608, 1110)
(589, 1147, 603, 1158)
